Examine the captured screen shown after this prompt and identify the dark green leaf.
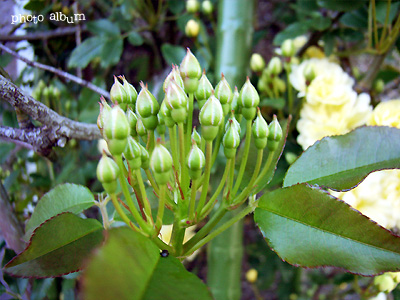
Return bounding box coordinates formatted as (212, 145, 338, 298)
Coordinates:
(340, 7, 368, 29)
(255, 184, 400, 275)
(23, 0, 46, 10)
(273, 22, 311, 45)
(127, 31, 144, 46)
(100, 37, 123, 68)
(83, 227, 212, 300)
(317, 0, 365, 12)
(5, 213, 103, 278)
(376, 2, 400, 25)
(260, 97, 286, 110)
(161, 44, 186, 65)
(322, 32, 335, 56)
(283, 126, 400, 191)
(167, 0, 185, 14)
(310, 15, 331, 31)
(68, 37, 105, 68)
(25, 183, 95, 239)
(87, 19, 120, 37)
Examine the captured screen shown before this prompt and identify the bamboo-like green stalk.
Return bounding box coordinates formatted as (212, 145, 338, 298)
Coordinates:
(208, 0, 254, 299)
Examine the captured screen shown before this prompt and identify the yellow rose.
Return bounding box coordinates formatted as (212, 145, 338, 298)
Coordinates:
(367, 99, 400, 128)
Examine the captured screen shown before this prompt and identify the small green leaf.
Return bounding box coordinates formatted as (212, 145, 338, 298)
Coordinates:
(83, 227, 212, 300)
(127, 31, 144, 46)
(283, 126, 400, 191)
(25, 183, 95, 239)
(273, 22, 311, 45)
(100, 37, 123, 68)
(68, 36, 105, 68)
(310, 15, 331, 31)
(87, 19, 120, 37)
(255, 184, 400, 276)
(317, 0, 364, 12)
(340, 8, 368, 29)
(375, 2, 400, 25)
(5, 213, 103, 278)
(161, 44, 186, 65)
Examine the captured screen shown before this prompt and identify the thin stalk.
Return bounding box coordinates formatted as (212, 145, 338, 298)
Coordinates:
(115, 155, 148, 230)
(196, 141, 213, 215)
(147, 130, 155, 152)
(110, 193, 139, 231)
(155, 184, 166, 232)
(378, 0, 391, 47)
(184, 204, 254, 256)
(372, 0, 379, 47)
(171, 220, 186, 256)
(178, 122, 188, 192)
(232, 119, 252, 196)
(211, 123, 225, 166)
(285, 65, 294, 115)
(169, 125, 179, 171)
(136, 169, 153, 224)
(189, 178, 198, 220)
(200, 159, 231, 218)
(145, 168, 160, 195)
(186, 93, 194, 151)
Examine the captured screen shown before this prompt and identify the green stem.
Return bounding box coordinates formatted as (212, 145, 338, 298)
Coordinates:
(372, 0, 379, 47)
(231, 119, 252, 196)
(151, 235, 174, 253)
(178, 122, 188, 192)
(171, 220, 186, 256)
(285, 65, 294, 115)
(186, 93, 194, 151)
(136, 169, 153, 225)
(147, 130, 155, 153)
(155, 184, 166, 232)
(378, 0, 391, 47)
(211, 123, 225, 166)
(200, 159, 231, 218)
(110, 193, 139, 231)
(189, 178, 198, 220)
(145, 168, 160, 195)
(169, 125, 179, 171)
(184, 204, 254, 256)
(196, 141, 213, 216)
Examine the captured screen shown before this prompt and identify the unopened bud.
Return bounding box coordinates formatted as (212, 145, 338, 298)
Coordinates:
(180, 48, 202, 93)
(281, 39, 295, 57)
(373, 79, 385, 94)
(201, 0, 213, 15)
(156, 114, 166, 135)
(223, 120, 240, 159)
(239, 77, 260, 120)
(150, 142, 173, 185)
(136, 82, 159, 130)
(303, 63, 316, 83)
(104, 105, 130, 155)
(124, 137, 142, 170)
(136, 117, 147, 141)
(191, 127, 201, 145)
(252, 108, 269, 149)
(160, 100, 175, 128)
(231, 86, 241, 117)
(165, 80, 189, 123)
(195, 70, 213, 109)
(267, 57, 282, 76)
(186, 0, 200, 13)
(250, 53, 266, 73)
(97, 154, 120, 194)
(225, 111, 241, 135)
(110, 76, 128, 107)
(120, 76, 138, 105)
(374, 273, 397, 293)
(245, 269, 258, 283)
(139, 144, 150, 169)
(267, 115, 282, 151)
(186, 140, 205, 179)
(163, 65, 184, 92)
(185, 19, 200, 38)
(97, 96, 112, 134)
(126, 108, 138, 137)
(199, 94, 224, 141)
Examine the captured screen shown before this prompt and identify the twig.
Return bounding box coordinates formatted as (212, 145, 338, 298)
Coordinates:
(0, 26, 87, 42)
(0, 181, 26, 253)
(0, 43, 110, 98)
(0, 74, 101, 156)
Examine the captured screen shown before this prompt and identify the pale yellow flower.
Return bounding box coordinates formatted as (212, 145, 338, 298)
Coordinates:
(367, 99, 400, 128)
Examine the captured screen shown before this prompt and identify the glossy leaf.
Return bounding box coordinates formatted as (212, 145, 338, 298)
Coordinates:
(68, 36, 105, 68)
(87, 19, 120, 36)
(83, 227, 212, 300)
(5, 213, 103, 278)
(283, 126, 400, 191)
(317, 0, 364, 12)
(100, 37, 123, 68)
(254, 184, 400, 275)
(240, 117, 290, 192)
(25, 183, 95, 239)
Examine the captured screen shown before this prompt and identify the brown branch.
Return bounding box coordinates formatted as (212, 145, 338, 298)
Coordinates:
(0, 74, 101, 156)
(0, 182, 26, 253)
(0, 43, 110, 99)
(0, 26, 87, 42)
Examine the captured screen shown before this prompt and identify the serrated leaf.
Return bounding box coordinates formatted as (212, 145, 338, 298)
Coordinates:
(83, 227, 212, 300)
(25, 183, 95, 240)
(100, 37, 123, 68)
(161, 43, 186, 65)
(5, 213, 103, 278)
(283, 126, 400, 191)
(254, 184, 400, 276)
(87, 19, 120, 37)
(68, 36, 105, 68)
(239, 117, 290, 191)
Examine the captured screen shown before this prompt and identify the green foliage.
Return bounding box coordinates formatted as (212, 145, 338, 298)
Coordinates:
(255, 184, 400, 275)
(283, 126, 400, 190)
(83, 227, 212, 300)
(161, 44, 187, 65)
(5, 213, 103, 277)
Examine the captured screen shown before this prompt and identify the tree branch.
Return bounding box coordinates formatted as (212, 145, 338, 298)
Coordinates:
(0, 43, 110, 99)
(0, 26, 87, 42)
(0, 74, 101, 156)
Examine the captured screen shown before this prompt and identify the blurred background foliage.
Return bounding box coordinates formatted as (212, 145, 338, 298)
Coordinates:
(1, 0, 400, 299)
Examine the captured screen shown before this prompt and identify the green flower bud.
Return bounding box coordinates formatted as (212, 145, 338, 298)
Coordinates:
(252, 108, 269, 150)
(274, 77, 286, 93)
(136, 117, 147, 141)
(374, 273, 397, 293)
(53, 87, 61, 101)
(150, 142, 173, 185)
(165, 80, 188, 123)
(156, 114, 166, 135)
(199, 94, 224, 141)
(104, 105, 130, 155)
(239, 77, 260, 120)
(373, 79, 385, 94)
(163, 65, 184, 92)
(124, 137, 142, 170)
(267, 57, 282, 76)
(110, 76, 128, 106)
(180, 48, 201, 93)
(97, 96, 112, 134)
(186, 0, 200, 13)
(195, 70, 213, 109)
(191, 127, 201, 145)
(119, 75, 138, 105)
(223, 120, 240, 159)
(267, 115, 282, 151)
(185, 19, 200, 38)
(250, 53, 265, 73)
(126, 108, 138, 137)
(303, 63, 316, 83)
(139, 144, 150, 169)
(215, 73, 233, 106)
(225, 111, 241, 135)
(201, 0, 213, 15)
(281, 39, 295, 57)
(97, 154, 120, 194)
(231, 86, 242, 117)
(186, 140, 205, 179)
(160, 100, 175, 128)
(136, 82, 159, 119)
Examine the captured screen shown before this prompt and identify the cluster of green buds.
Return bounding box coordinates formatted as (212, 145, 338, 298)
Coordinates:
(256, 56, 287, 98)
(32, 80, 61, 112)
(96, 48, 283, 257)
